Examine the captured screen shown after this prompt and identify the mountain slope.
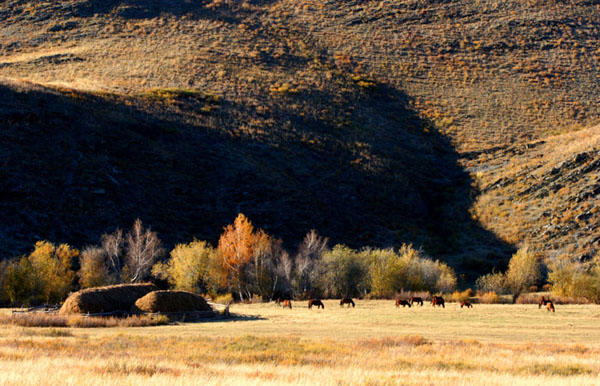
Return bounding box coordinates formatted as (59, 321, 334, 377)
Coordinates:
(0, 77, 510, 280)
(2, 0, 599, 274)
(3, 0, 599, 152)
(468, 125, 600, 261)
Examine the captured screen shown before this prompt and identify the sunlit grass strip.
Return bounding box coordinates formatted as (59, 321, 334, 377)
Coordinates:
(0, 333, 599, 385)
(0, 313, 168, 328)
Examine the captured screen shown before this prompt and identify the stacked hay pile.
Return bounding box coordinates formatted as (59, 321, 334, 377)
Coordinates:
(131, 291, 214, 314)
(59, 283, 158, 314)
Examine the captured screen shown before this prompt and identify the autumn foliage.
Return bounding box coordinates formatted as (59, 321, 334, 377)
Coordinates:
(199, 213, 291, 301)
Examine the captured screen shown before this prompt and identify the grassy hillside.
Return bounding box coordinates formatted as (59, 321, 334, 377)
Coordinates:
(1, 0, 599, 273)
(468, 125, 600, 260)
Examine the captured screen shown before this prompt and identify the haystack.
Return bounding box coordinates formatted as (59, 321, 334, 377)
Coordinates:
(59, 283, 158, 314)
(131, 291, 213, 314)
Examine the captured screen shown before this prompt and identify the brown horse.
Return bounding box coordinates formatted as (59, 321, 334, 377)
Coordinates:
(395, 299, 411, 308)
(460, 301, 473, 308)
(546, 301, 555, 312)
(282, 299, 292, 309)
(308, 299, 324, 309)
(539, 296, 550, 309)
(431, 296, 445, 308)
(410, 296, 424, 306)
(340, 298, 355, 308)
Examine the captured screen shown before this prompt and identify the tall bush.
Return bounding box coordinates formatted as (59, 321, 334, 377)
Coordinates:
(547, 254, 600, 303)
(78, 247, 117, 288)
(320, 245, 370, 298)
(152, 240, 220, 295)
(28, 241, 78, 304)
(505, 246, 540, 301)
(367, 244, 456, 297)
(3, 258, 36, 306)
(4, 241, 78, 305)
(293, 230, 328, 298)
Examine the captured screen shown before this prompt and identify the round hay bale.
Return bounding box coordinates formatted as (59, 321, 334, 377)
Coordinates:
(131, 291, 213, 314)
(59, 283, 158, 314)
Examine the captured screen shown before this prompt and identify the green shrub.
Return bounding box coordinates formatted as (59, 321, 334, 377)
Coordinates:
(320, 245, 370, 298)
(4, 258, 36, 306)
(367, 244, 456, 297)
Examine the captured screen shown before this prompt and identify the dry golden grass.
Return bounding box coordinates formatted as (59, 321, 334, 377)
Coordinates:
(0, 312, 168, 328)
(1, 301, 600, 385)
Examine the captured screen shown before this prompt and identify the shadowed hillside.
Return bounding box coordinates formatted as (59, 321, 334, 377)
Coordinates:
(2, 0, 600, 275)
(0, 78, 512, 280)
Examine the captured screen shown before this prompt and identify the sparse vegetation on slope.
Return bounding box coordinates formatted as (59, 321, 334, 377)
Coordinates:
(468, 125, 600, 262)
(2, 0, 600, 277)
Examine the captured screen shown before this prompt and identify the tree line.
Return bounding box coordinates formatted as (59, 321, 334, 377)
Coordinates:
(0, 213, 598, 306)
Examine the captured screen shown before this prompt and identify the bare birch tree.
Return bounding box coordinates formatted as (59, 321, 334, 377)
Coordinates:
(294, 230, 328, 297)
(124, 219, 164, 283)
(101, 228, 124, 282)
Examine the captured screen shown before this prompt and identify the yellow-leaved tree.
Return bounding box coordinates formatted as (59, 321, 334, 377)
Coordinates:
(78, 247, 115, 288)
(506, 246, 540, 302)
(152, 239, 219, 295)
(217, 213, 255, 301)
(28, 241, 78, 304)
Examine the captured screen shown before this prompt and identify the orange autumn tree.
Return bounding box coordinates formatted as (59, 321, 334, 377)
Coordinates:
(217, 213, 256, 301)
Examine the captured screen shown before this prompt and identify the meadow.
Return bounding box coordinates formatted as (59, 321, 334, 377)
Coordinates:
(1, 300, 600, 385)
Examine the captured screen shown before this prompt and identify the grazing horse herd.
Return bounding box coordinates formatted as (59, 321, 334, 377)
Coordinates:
(275, 295, 558, 312)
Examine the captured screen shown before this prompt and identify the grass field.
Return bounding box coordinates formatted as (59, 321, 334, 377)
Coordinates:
(2, 300, 600, 385)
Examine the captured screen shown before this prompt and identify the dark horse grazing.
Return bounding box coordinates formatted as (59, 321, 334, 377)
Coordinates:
(460, 301, 473, 308)
(546, 301, 555, 312)
(539, 296, 550, 309)
(395, 299, 411, 308)
(308, 299, 324, 309)
(340, 298, 355, 308)
(410, 296, 424, 306)
(282, 300, 292, 309)
(431, 296, 445, 308)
